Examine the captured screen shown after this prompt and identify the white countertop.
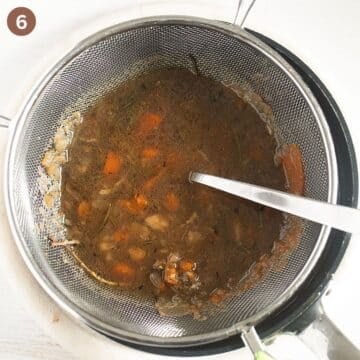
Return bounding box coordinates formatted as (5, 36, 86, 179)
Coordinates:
(0, 0, 359, 359)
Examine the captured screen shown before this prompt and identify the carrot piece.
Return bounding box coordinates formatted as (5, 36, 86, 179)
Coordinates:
(142, 147, 159, 159)
(77, 201, 91, 218)
(112, 262, 135, 281)
(119, 194, 148, 215)
(143, 169, 165, 192)
(128, 247, 146, 262)
(279, 144, 305, 195)
(113, 229, 129, 243)
(210, 289, 226, 305)
(210, 293, 223, 304)
(119, 200, 138, 214)
(179, 260, 194, 272)
(164, 192, 180, 212)
(135, 194, 148, 208)
(103, 151, 122, 175)
(135, 113, 162, 137)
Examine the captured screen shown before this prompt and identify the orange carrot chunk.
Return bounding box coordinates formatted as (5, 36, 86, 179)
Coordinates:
(119, 200, 138, 214)
(164, 192, 180, 212)
(112, 262, 135, 281)
(135, 112, 162, 138)
(210, 289, 226, 305)
(113, 229, 129, 243)
(103, 151, 122, 175)
(179, 260, 194, 272)
(279, 144, 305, 195)
(119, 194, 148, 215)
(77, 201, 91, 218)
(142, 147, 159, 159)
(135, 194, 148, 208)
(210, 293, 223, 305)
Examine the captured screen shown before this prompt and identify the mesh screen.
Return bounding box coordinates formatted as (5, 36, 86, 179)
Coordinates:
(8, 21, 335, 345)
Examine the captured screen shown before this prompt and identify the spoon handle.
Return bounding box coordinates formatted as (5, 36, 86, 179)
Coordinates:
(189, 172, 360, 234)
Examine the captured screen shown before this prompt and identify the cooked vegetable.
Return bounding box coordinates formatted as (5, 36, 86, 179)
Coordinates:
(179, 259, 194, 272)
(164, 192, 180, 212)
(128, 247, 146, 262)
(77, 201, 91, 218)
(119, 194, 148, 214)
(134, 194, 148, 208)
(113, 229, 128, 243)
(98, 241, 113, 252)
(135, 112, 162, 137)
(142, 147, 159, 159)
(145, 214, 169, 232)
(103, 151, 122, 175)
(112, 262, 135, 282)
(210, 288, 226, 305)
(164, 263, 178, 285)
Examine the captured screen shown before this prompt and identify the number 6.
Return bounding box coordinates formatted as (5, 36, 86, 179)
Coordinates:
(16, 14, 27, 30)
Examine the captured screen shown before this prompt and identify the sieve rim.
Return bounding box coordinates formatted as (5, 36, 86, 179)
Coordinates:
(4, 16, 338, 347)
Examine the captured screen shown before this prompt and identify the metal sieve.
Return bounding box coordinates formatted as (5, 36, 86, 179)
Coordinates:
(4, 16, 338, 350)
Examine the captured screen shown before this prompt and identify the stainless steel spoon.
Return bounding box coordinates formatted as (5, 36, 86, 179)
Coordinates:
(189, 172, 360, 233)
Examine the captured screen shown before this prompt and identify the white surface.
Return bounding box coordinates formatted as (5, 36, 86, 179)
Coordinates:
(0, 0, 359, 359)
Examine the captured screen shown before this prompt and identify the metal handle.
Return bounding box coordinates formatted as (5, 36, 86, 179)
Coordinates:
(233, 0, 256, 27)
(298, 303, 360, 360)
(241, 304, 360, 360)
(241, 327, 277, 360)
(189, 172, 360, 234)
(0, 115, 11, 128)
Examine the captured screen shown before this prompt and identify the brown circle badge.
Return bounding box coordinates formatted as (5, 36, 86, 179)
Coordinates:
(7, 7, 36, 36)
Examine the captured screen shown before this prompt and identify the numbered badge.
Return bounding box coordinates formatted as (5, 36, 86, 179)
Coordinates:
(7, 7, 36, 36)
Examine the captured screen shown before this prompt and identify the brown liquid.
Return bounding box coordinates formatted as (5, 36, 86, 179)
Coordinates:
(61, 68, 287, 317)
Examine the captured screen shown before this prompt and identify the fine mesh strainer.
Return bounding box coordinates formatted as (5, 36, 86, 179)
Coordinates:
(4, 15, 338, 353)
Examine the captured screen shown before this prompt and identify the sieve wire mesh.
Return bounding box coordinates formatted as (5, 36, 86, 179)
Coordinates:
(6, 19, 336, 346)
